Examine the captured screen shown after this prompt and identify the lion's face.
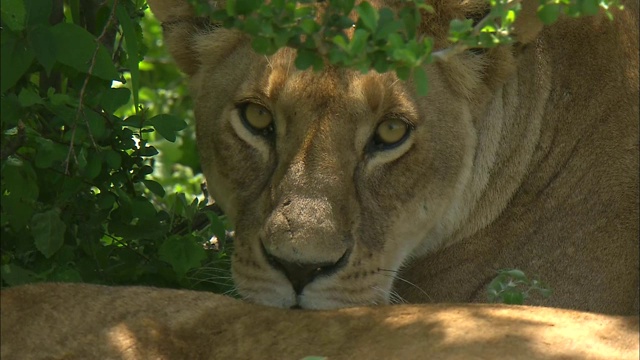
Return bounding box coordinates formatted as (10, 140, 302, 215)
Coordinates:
(188, 28, 497, 308)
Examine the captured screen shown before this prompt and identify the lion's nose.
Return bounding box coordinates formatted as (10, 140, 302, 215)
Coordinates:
(263, 247, 349, 294)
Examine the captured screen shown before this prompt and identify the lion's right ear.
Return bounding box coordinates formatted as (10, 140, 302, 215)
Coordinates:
(146, 0, 212, 76)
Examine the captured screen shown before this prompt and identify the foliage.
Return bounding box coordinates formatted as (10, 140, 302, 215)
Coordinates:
(192, 0, 623, 95)
(487, 269, 552, 305)
(0, 0, 233, 293)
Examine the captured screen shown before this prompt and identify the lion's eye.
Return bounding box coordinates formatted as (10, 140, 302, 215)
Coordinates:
(239, 102, 274, 135)
(372, 117, 411, 150)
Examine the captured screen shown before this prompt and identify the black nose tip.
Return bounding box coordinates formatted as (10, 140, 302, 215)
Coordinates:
(262, 246, 349, 294)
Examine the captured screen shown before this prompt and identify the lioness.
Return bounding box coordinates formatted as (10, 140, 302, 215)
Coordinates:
(1, 283, 638, 360)
(147, 0, 639, 312)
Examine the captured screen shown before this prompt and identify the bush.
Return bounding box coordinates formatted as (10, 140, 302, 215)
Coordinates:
(1, 0, 233, 294)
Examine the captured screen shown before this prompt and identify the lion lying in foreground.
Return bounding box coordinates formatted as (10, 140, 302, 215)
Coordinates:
(146, 0, 639, 312)
(1, 283, 638, 360)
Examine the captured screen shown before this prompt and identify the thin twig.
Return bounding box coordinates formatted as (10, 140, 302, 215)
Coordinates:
(104, 232, 152, 262)
(432, 0, 522, 62)
(64, 0, 119, 174)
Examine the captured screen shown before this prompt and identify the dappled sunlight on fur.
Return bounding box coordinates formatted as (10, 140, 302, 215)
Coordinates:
(1, 283, 638, 359)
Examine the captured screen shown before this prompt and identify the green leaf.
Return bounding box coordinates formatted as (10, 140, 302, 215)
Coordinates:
(34, 137, 67, 168)
(1, 0, 26, 31)
(1, 264, 39, 286)
(159, 235, 207, 278)
(1, 34, 35, 94)
(243, 17, 261, 36)
(371, 52, 390, 73)
(131, 197, 156, 220)
(68, 0, 80, 24)
(83, 152, 102, 179)
(0, 94, 21, 128)
(85, 109, 107, 140)
(295, 49, 322, 70)
(48, 89, 75, 106)
(356, 2, 379, 31)
(49, 23, 119, 80)
(502, 269, 527, 280)
(96, 191, 116, 210)
(123, 114, 144, 128)
(374, 9, 402, 40)
(349, 28, 369, 55)
(413, 66, 428, 96)
(139, 145, 159, 156)
(448, 18, 473, 41)
(31, 209, 67, 259)
(115, 4, 141, 112)
(299, 19, 319, 34)
(251, 36, 276, 55)
(207, 211, 227, 242)
(104, 150, 122, 169)
(333, 0, 356, 14)
(29, 25, 57, 75)
(387, 33, 404, 49)
(537, 4, 561, 25)
(2, 158, 39, 229)
(332, 35, 349, 50)
(225, 0, 236, 16)
(392, 48, 416, 64)
(101, 87, 131, 114)
(234, 0, 261, 15)
(49, 266, 83, 282)
(18, 87, 44, 107)
(502, 291, 525, 305)
(144, 179, 166, 198)
(24, 0, 52, 27)
(395, 66, 410, 80)
(147, 114, 188, 142)
(580, 0, 600, 16)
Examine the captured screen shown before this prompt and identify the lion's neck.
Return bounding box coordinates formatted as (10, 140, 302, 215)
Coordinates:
(419, 41, 553, 254)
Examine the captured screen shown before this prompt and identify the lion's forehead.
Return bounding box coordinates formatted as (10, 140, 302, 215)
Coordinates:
(242, 53, 422, 129)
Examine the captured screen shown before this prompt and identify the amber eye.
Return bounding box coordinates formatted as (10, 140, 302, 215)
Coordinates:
(372, 117, 411, 150)
(239, 102, 274, 134)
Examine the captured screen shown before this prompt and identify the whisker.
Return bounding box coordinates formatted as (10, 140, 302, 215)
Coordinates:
(370, 286, 391, 305)
(388, 289, 408, 305)
(190, 268, 232, 276)
(186, 277, 234, 288)
(264, 55, 273, 70)
(378, 268, 399, 273)
(223, 287, 240, 297)
(381, 272, 433, 302)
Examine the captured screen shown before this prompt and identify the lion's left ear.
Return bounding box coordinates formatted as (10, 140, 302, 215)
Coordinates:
(146, 0, 195, 22)
(147, 0, 210, 76)
(512, 0, 545, 44)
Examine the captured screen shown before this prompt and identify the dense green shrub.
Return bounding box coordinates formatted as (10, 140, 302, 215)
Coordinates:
(1, 0, 233, 293)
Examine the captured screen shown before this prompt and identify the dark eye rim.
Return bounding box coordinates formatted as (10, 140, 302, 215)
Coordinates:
(367, 116, 415, 152)
(236, 101, 275, 137)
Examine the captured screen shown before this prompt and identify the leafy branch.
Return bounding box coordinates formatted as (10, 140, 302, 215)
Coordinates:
(487, 269, 552, 305)
(65, 0, 120, 174)
(190, 0, 624, 95)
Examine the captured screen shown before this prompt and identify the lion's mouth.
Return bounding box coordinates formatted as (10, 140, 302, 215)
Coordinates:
(259, 240, 351, 297)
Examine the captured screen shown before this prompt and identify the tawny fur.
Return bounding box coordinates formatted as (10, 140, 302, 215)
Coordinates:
(146, 0, 639, 313)
(1, 283, 638, 359)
